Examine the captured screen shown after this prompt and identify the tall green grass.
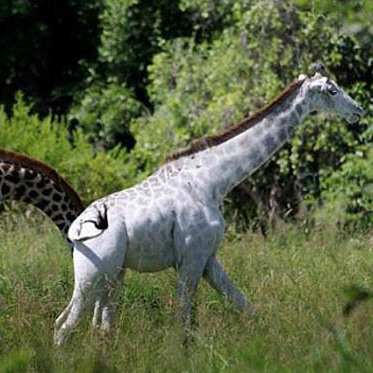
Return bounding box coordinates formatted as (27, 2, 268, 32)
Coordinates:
(1, 209, 373, 372)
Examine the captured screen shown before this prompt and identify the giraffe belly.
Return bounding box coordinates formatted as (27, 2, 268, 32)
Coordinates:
(124, 212, 176, 272)
(125, 234, 175, 272)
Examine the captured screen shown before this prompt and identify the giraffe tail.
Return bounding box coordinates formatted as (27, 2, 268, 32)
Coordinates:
(68, 203, 109, 242)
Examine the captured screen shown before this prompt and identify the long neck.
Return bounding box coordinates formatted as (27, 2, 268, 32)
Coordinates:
(0, 154, 84, 242)
(192, 85, 309, 203)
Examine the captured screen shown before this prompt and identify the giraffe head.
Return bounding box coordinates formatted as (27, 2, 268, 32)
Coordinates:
(301, 70, 364, 124)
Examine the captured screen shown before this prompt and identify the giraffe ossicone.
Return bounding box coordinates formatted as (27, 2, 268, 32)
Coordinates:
(309, 62, 328, 76)
(54, 69, 364, 346)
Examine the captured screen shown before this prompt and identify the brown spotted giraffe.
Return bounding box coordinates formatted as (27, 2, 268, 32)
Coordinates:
(0, 149, 113, 332)
(55, 69, 364, 345)
(0, 148, 84, 245)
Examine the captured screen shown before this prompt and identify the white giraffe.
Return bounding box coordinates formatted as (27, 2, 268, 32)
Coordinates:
(54, 69, 364, 345)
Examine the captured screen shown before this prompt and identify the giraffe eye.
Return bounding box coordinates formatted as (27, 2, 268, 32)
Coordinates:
(328, 88, 337, 96)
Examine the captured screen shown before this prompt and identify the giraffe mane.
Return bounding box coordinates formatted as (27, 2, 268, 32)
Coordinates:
(0, 148, 84, 213)
(165, 76, 307, 162)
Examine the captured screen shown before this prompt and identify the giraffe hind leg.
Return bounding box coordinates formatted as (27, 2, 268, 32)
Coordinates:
(54, 286, 93, 346)
(100, 270, 125, 332)
(91, 270, 125, 332)
(203, 256, 256, 315)
(92, 298, 103, 329)
(92, 281, 106, 329)
(55, 217, 128, 345)
(55, 299, 74, 331)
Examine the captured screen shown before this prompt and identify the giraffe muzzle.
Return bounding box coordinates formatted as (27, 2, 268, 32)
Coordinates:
(347, 105, 364, 124)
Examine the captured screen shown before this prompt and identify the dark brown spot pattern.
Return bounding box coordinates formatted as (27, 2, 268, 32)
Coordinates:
(0, 152, 84, 242)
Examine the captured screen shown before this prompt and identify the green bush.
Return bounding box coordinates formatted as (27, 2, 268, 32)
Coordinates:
(0, 94, 130, 204)
(323, 148, 373, 230)
(72, 0, 239, 152)
(71, 82, 142, 150)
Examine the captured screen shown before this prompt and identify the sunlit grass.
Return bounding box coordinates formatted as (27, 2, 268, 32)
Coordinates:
(1, 210, 373, 371)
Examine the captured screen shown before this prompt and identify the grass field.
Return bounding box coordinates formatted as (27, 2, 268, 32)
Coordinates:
(1, 209, 373, 372)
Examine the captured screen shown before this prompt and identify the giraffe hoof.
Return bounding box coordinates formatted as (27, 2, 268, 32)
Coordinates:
(244, 304, 258, 320)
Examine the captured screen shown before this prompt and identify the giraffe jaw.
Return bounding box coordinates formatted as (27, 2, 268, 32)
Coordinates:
(346, 103, 364, 124)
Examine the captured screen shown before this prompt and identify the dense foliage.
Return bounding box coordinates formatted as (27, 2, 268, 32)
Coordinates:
(1, 0, 373, 229)
(0, 1, 102, 114)
(0, 95, 131, 203)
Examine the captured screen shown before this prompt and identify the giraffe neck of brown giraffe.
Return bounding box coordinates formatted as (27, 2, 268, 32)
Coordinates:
(0, 149, 84, 244)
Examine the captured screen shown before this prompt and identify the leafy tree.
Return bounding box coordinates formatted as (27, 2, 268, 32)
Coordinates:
(72, 0, 237, 150)
(98, 0, 194, 104)
(295, 0, 373, 26)
(71, 82, 142, 150)
(0, 0, 102, 115)
(323, 149, 373, 230)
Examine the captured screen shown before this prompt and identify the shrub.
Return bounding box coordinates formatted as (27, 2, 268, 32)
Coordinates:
(322, 148, 373, 231)
(71, 82, 142, 151)
(0, 94, 130, 204)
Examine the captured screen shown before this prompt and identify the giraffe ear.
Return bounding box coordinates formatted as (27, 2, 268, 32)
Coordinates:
(309, 62, 327, 76)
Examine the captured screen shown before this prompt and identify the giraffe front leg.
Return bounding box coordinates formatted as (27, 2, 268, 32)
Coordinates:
(173, 209, 225, 333)
(176, 260, 207, 331)
(203, 256, 256, 316)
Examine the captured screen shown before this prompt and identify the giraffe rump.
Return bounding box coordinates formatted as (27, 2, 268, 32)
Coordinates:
(166, 77, 307, 162)
(69, 203, 109, 242)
